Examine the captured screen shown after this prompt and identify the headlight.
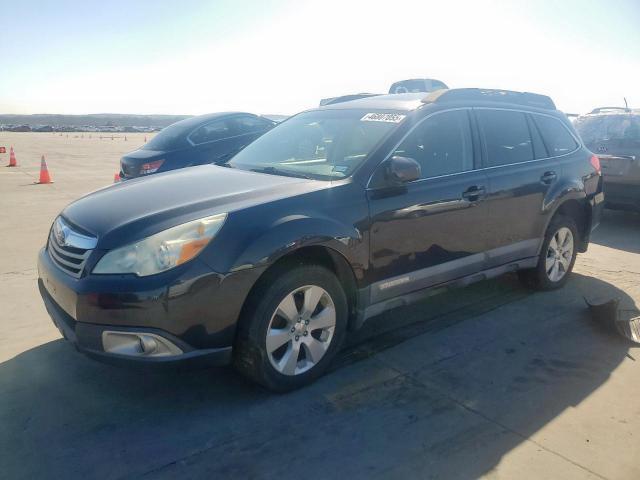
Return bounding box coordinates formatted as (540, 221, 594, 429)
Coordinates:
(93, 213, 227, 276)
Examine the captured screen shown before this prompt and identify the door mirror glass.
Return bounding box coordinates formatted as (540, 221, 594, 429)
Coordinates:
(385, 155, 421, 184)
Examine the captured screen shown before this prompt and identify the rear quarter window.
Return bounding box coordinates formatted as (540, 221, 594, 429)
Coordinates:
(143, 122, 191, 151)
(532, 114, 578, 156)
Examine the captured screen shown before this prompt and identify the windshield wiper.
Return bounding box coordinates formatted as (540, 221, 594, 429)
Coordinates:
(250, 166, 312, 180)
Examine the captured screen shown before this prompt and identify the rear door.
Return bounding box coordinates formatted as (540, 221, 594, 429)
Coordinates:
(476, 108, 564, 268)
(367, 109, 490, 303)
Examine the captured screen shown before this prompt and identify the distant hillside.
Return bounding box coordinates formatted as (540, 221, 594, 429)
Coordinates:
(0, 113, 191, 128)
(0, 113, 288, 129)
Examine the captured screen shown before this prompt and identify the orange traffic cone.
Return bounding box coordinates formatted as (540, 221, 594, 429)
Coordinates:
(35, 155, 53, 184)
(7, 147, 17, 167)
(113, 172, 121, 183)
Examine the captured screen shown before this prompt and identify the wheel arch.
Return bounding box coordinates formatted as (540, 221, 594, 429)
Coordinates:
(542, 194, 592, 252)
(235, 243, 362, 342)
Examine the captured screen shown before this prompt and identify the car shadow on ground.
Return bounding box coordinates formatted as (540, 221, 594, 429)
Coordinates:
(1, 271, 636, 479)
(590, 209, 640, 254)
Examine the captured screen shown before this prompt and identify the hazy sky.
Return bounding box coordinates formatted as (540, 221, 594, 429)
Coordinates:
(1, 0, 639, 116)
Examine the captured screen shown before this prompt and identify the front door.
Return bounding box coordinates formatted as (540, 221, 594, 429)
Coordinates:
(367, 109, 489, 304)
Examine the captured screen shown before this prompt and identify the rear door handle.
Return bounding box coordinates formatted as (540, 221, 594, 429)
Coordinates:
(540, 171, 557, 184)
(462, 185, 486, 201)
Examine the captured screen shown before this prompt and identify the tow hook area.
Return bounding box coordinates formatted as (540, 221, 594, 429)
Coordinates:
(585, 297, 640, 345)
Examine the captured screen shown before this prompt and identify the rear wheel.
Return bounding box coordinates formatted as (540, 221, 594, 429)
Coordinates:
(234, 265, 347, 391)
(518, 215, 578, 290)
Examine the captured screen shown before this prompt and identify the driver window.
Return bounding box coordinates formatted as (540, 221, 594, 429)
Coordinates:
(393, 110, 473, 179)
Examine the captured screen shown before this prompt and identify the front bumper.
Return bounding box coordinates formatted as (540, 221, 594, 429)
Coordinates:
(40, 279, 232, 367)
(37, 247, 264, 367)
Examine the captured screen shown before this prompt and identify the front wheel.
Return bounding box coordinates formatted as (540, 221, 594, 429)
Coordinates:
(234, 265, 348, 392)
(518, 215, 578, 290)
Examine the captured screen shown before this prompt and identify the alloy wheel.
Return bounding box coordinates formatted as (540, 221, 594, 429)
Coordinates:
(545, 227, 574, 282)
(265, 285, 336, 376)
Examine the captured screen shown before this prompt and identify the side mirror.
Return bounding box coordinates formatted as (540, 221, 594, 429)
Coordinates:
(384, 155, 421, 185)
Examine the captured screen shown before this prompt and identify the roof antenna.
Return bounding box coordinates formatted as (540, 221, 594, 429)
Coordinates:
(624, 97, 629, 110)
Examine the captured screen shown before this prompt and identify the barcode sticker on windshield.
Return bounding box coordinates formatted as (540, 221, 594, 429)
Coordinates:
(361, 113, 406, 123)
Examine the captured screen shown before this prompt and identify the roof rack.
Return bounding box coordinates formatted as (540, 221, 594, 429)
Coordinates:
(423, 88, 556, 110)
(589, 107, 632, 114)
(319, 93, 381, 107)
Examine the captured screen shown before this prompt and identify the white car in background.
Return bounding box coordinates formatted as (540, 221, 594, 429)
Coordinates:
(320, 78, 449, 106)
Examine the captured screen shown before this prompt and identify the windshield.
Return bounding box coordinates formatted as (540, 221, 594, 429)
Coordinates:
(143, 121, 192, 151)
(575, 114, 640, 145)
(228, 109, 403, 180)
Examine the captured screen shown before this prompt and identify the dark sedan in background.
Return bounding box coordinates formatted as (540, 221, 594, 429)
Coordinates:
(120, 112, 275, 179)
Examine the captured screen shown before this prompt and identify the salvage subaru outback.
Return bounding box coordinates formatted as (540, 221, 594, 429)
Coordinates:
(38, 89, 604, 391)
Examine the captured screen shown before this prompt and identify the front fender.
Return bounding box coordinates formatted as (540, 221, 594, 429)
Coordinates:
(230, 214, 365, 276)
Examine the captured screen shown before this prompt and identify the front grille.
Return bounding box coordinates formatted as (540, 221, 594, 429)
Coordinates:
(47, 218, 97, 278)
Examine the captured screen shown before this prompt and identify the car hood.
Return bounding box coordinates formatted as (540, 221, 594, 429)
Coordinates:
(62, 165, 324, 249)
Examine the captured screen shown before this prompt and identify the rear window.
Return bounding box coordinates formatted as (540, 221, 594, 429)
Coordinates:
(532, 114, 578, 156)
(575, 115, 640, 145)
(143, 122, 191, 151)
(477, 109, 534, 166)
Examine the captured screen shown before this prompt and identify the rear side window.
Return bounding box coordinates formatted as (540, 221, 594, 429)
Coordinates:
(393, 110, 473, 179)
(477, 109, 534, 166)
(533, 114, 578, 156)
(189, 119, 232, 145)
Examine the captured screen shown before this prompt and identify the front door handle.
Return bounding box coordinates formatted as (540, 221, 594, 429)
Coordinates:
(541, 171, 557, 184)
(462, 185, 486, 201)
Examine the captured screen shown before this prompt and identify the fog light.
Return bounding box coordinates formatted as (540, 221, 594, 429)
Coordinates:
(102, 331, 183, 357)
(139, 335, 158, 354)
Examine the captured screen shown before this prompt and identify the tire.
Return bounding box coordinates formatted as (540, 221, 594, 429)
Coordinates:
(518, 214, 579, 291)
(234, 264, 348, 392)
